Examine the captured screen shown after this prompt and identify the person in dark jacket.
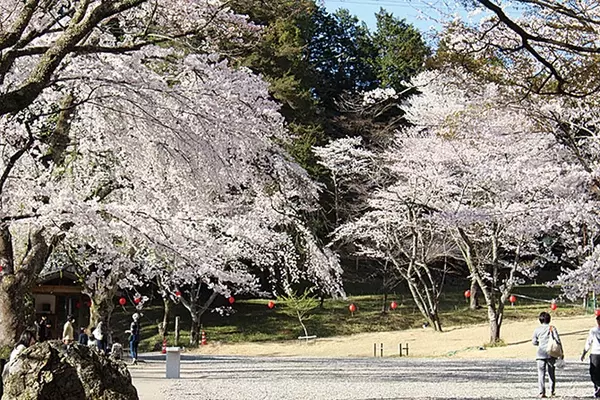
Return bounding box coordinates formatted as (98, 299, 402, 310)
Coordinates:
(128, 313, 141, 365)
(36, 315, 52, 342)
(78, 327, 89, 345)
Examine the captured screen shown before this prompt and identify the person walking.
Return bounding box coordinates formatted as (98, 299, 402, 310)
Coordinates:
(62, 315, 75, 346)
(581, 314, 600, 397)
(532, 311, 562, 398)
(128, 313, 141, 365)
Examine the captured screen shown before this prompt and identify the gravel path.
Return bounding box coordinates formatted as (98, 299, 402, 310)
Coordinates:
(130, 356, 595, 399)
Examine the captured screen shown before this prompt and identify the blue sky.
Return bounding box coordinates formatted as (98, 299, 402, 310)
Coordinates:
(324, 0, 447, 33)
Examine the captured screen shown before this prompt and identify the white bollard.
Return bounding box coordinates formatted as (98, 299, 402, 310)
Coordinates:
(166, 347, 181, 379)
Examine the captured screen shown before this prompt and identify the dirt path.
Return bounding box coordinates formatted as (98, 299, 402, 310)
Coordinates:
(191, 314, 595, 359)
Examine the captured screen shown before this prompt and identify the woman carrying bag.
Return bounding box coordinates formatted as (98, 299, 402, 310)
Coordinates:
(532, 311, 563, 398)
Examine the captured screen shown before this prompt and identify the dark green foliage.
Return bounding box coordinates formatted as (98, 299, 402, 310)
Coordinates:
(306, 8, 377, 106)
(372, 9, 430, 91)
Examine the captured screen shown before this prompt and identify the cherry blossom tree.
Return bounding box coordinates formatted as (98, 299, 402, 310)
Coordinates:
(0, 1, 343, 347)
(439, 0, 600, 97)
(400, 71, 598, 342)
(324, 69, 596, 341)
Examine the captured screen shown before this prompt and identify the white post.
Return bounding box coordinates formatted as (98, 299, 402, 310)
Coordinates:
(174, 316, 180, 346)
(166, 347, 181, 379)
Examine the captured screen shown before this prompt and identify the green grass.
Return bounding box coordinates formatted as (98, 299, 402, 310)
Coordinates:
(110, 285, 587, 352)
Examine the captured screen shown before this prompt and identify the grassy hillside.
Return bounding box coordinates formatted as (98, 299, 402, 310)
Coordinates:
(110, 285, 587, 352)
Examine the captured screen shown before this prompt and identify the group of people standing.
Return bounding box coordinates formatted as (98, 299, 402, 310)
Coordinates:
(33, 312, 141, 364)
(533, 311, 600, 398)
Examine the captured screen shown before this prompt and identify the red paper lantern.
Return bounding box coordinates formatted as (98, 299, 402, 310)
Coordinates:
(390, 301, 398, 310)
(464, 290, 471, 299)
(0, 265, 3, 272)
(86, 301, 92, 307)
(228, 296, 235, 305)
(134, 298, 141, 304)
(118, 297, 126, 306)
(349, 303, 356, 313)
(550, 302, 558, 311)
(509, 295, 516, 304)
(595, 309, 600, 317)
(175, 291, 181, 297)
(267, 301, 275, 309)
(75, 302, 81, 309)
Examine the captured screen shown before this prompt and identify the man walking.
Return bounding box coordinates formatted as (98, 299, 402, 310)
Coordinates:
(581, 315, 600, 397)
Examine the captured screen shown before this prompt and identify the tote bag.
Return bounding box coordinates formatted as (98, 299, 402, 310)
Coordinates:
(546, 325, 563, 358)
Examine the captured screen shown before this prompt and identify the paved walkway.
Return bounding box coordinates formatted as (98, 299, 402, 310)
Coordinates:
(130, 354, 596, 399)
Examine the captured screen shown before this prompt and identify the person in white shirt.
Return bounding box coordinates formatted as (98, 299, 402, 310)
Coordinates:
(110, 336, 124, 360)
(62, 314, 75, 345)
(581, 315, 600, 397)
(532, 311, 562, 398)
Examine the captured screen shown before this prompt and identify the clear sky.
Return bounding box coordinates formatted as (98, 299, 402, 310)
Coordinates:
(324, 0, 448, 34)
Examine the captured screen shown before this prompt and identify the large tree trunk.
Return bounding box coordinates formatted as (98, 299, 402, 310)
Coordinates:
(190, 313, 200, 346)
(0, 225, 52, 347)
(469, 278, 480, 310)
(158, 296, 171, 338)
(488, 305, 502, 343)
(0, 276, 31, 347)
(89, 291, 116, 333)
(177, 285, 220, 346)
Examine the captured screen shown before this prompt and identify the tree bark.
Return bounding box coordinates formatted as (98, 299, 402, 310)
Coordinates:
(190, 313, 200, 346)
(488, 305, 501, 343)
(469, 278, 480, 310)
(89, 291, 116, 333)
(0, 275, 30, 347)
(158, 296, 171, 338)
(179, 287, 218, 346)
(0, 225, 52, 347)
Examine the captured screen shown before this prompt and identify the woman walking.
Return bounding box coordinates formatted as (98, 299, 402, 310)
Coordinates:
(532, 311, 562, 398)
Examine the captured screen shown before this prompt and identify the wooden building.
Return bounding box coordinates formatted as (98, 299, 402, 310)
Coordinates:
(31, 269, 90, 340)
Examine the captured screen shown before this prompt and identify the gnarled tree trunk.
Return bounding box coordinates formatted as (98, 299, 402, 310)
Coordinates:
(88, 286, 117, 333)
(0, 225, 54, 347)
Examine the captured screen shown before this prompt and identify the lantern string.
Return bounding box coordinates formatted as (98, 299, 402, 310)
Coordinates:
(510, 294, 555, 303)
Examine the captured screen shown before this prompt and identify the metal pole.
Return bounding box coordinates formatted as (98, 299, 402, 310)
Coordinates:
(175, 316, 180, 346)
(404, 343, 409, 357)
(373, 343, 377, 357)
(380, 343, 384, 357)
(398, 343, 402, 357)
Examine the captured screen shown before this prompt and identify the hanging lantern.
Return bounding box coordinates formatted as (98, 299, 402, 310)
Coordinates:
(267, 301, 275, 309)
(118, 297, 126, 306)
(175, 291, 181, 298)
(75, 302, 81, 309)
(349, 303, 357, 313)
(390, 301, 398, 310)
(509, 295, 516, 304)
(228, 296, 235, 305)
(0, 265, 3, 272)
(86, 301, 92, 307)
(464, 290, 471, 299)
(134, 297, 141, 304)
(550, 301, 558, 311)
(595, 309, 600, 317)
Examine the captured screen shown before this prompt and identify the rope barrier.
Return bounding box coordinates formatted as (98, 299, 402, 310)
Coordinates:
(511, 293, 555, 303)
